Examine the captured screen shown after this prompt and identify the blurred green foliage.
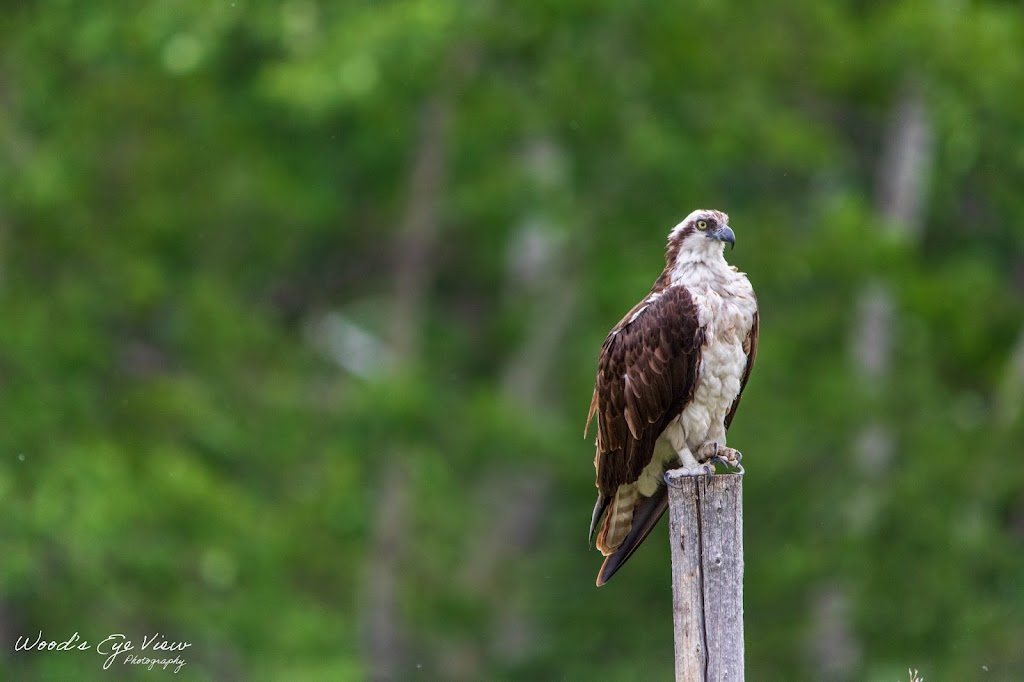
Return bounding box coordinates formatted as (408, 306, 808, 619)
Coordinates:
(2, 1, 1024, 680)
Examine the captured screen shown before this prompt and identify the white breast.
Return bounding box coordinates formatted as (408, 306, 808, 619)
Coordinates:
(677, 272, 756, 450)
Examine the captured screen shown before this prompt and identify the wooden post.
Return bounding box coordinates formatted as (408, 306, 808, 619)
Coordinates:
(667, 474, 744, 682)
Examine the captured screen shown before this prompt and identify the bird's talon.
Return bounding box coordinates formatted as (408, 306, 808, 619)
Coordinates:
(706, 446, 743, 473)
(706, 449, 745, 474)
(664, 463, 717, 485)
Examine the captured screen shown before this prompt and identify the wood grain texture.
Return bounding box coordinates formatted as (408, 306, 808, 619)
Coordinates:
(668, 474, 744, 682)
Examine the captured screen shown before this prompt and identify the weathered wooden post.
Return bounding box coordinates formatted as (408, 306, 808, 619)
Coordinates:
(667, 474, 744, 681)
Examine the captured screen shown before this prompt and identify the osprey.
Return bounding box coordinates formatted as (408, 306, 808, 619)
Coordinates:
(586, 209, 759, 586)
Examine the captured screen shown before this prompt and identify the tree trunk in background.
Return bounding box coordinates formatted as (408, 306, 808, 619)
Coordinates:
(442, 471, 550, 679)
(363, 86, 454, 682)
(853, 81, 931, 477)
(388, 44, 479, 364)
(997, 328, 1024, 428)
(501, 137, 577, 407)
(364, 46, 479, 680)
(362, 465, 410, 682)
(875, 84, 932, 239)
(810, 83, 932, 680)
(440, 136, 574, 675)
(0, 75, 24, 291)
(806, 584, 860, 681)
(502, 276, 578, 406)
(364, 101, 448, 678)
(1004, 258, 1024, 426)
(389, 93, 452, 364)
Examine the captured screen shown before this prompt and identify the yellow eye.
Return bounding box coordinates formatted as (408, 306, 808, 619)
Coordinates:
(697, 220, 708, 230)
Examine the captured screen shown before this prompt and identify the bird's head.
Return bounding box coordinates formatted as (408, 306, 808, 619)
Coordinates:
(668, 208, 735, 252)
(664, 208, 736, 268)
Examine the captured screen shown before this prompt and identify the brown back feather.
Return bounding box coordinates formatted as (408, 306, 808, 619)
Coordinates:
(591, 286, 703, 497)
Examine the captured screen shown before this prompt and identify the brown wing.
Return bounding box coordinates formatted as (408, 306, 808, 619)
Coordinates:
(724, 309, 758, 431)
(585, 287, 703, 584)
(588, 287, 703, 495)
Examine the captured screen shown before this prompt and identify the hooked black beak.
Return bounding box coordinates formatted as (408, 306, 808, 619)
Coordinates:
(711, 224, 736, 250)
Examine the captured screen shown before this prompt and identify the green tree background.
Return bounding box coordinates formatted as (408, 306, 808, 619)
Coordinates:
(2, 1, 1023, 680)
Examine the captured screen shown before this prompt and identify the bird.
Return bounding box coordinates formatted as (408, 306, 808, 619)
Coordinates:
(585, 209, 759, 586)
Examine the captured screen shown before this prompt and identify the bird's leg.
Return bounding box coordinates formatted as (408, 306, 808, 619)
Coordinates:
(697, 441, 744, 475)
(664, 447, 714, 483)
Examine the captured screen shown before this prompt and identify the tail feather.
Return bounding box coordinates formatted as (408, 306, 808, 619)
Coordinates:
(596, 486, 639, 554)
(595, 485, 669, 586)
(589, 493, 610, 546)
